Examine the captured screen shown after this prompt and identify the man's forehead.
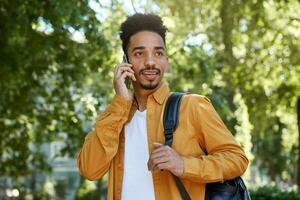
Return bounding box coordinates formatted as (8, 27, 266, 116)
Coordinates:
(130, 46, 166, 52)
(128, 31, 165, 50)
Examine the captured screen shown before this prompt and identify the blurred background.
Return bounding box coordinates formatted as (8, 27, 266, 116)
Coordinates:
(0, 0, 300, 199)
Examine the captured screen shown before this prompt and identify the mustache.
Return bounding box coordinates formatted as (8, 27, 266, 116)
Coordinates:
(139, 68, 161, 75)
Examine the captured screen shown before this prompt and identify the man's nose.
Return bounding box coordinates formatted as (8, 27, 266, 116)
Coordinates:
(144, 54, 155, 68)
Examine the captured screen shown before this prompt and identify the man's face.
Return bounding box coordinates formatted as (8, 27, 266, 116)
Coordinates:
(127, 31, 168, 91)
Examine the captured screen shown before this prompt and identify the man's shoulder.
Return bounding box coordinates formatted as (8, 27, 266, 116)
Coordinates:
(181, 93, 211, 104)
(171, 93, 212, 114)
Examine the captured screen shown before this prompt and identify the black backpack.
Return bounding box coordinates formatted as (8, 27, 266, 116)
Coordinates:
(163, 92, 251, 200)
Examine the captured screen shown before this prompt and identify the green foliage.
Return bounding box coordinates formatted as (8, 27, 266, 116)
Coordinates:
(155, 0, 300, 184)
(250, 186, 300, 200)
(75, 179, 103, 200)
(0, 0, 299, 193)
(0, 0, 114, 176)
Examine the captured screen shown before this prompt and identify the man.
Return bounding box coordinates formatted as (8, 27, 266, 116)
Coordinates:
(77, 13, 249, 200)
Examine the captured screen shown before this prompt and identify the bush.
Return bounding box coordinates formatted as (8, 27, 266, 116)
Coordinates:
(75, 180, 103, 200)
(250, 186, 300, 200)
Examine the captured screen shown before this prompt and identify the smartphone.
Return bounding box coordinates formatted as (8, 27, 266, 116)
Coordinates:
(123, 54, 131, 89)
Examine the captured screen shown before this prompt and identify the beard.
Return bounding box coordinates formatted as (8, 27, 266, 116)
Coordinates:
(140, 81, 160, 90)
(138, 68, 161, 90)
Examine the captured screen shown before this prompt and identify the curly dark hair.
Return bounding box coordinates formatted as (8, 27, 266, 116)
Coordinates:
(119, 13, 168, 55)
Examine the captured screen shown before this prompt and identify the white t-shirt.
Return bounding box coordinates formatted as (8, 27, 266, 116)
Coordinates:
(121, 110, 155, 200)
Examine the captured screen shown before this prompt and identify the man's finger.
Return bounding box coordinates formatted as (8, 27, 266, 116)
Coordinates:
(116, 66, 134, 77)
(153, 162, 169, 173)
(149, 149, 168, 160)
(151, 144, 172, 156)
(153, 142, 164, 149)
(116, 71, 136, 81)
(148, 155, 169, 171)
(114, 64, 133, 75)
(119, 66, 134, 74)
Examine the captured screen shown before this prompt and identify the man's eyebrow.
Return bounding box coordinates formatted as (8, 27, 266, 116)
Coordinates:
(131, 46, 166, 52)
(154, 46, 166, 50)
(131, 46, 145, 52)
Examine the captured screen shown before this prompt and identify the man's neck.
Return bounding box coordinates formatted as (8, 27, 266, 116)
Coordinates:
(133, 84, 161, 111)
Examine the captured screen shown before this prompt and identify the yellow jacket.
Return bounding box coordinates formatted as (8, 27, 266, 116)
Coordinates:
(77, 84, 249, 200)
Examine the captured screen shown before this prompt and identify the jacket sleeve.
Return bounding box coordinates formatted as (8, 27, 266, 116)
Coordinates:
(180, 95, 249, 183)
(77, 95, 132, 180)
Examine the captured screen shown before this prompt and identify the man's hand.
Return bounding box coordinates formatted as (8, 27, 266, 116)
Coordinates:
(113, 63, 136, 100)
(148, 143, 184, 176)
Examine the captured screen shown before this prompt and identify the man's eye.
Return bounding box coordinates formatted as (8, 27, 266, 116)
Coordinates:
(156, 51, 164, 56)
(134, 52, 143, 57)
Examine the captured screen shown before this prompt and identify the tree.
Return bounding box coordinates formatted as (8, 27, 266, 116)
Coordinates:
(0, 0, 113, 177)
(154, 0, 300, 185)
(1, 0, 299, 191)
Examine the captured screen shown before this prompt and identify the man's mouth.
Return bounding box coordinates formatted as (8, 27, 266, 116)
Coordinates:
(140, 69, 160, 80)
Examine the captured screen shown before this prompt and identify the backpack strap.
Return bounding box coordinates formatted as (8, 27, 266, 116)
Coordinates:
(163, 92, 191, 200)
(163, 92, 184, 146)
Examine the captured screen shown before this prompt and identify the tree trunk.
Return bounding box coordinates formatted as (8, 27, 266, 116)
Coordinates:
(220, 0, 236, 67)
(220, 0, 237, 112)
(297, 97, 300, 186)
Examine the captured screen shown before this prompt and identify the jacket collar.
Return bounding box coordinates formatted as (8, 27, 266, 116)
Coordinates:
(151, 83, 170, 105)
(132, 82, 170, 110)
